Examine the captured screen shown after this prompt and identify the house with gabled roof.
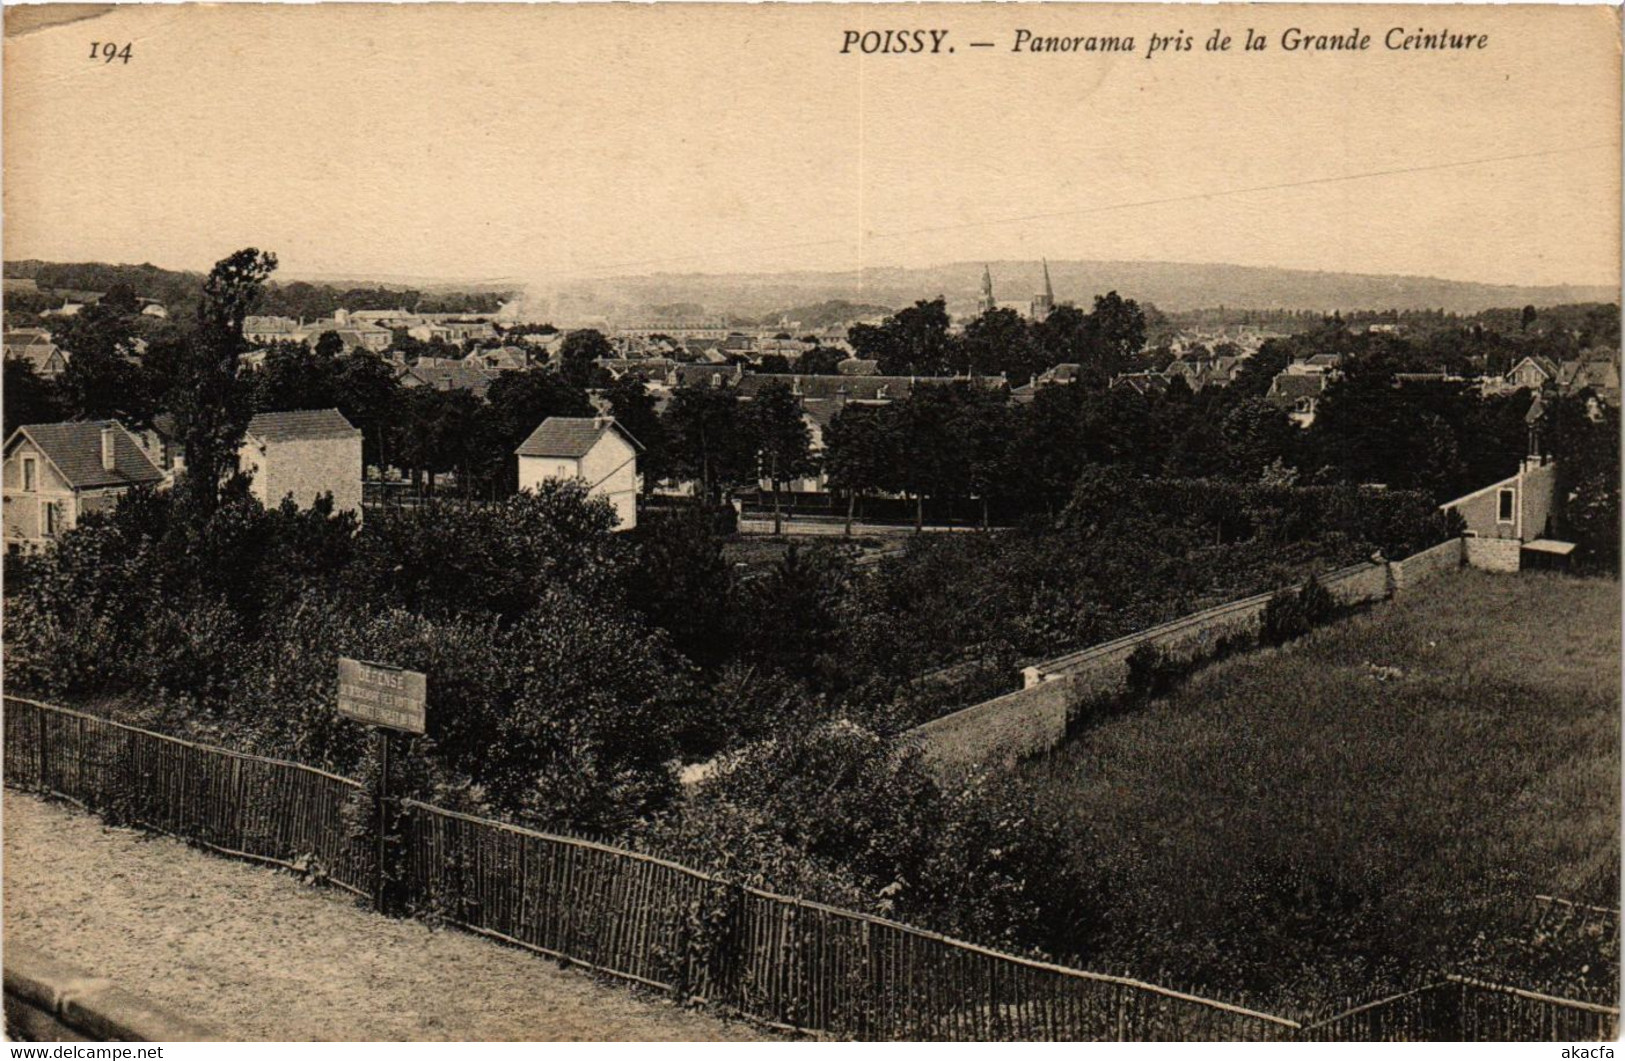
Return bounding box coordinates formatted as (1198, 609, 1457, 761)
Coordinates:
(3, 328, 69, 378)
(238, 409, 363, 519)
(1265, 370, 1329, 427)
(3, 420, 165, 553)
(515, 416, 642, 530)
(1505, 355, 1561, 391)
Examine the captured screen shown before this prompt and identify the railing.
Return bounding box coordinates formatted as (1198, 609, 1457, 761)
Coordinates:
(4, 695, 1615, 1041)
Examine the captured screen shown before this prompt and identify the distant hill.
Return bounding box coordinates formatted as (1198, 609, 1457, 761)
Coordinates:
(533, 260, 1618, 320)
(3, 260, 518, 317)
(756, 299, 895, 330)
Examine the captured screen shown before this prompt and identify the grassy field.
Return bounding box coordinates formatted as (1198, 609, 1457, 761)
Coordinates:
(1014, 571, 1620, 1015)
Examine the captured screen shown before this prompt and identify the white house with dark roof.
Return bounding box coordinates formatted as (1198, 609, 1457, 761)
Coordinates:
(3, 421, 165, 553)
(515, 416, 641, 530)
(238, 409, 363, 518)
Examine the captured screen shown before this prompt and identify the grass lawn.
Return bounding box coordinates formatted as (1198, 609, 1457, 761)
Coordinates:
(1014, 570, 1620, 1015)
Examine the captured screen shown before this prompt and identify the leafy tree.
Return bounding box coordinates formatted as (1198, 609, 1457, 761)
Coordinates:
(485, 589, 692, 832)
(251, 340, 340, 413)
(348, 481, 625, 623)
(603, 375, 669, 494)
(1086, 291, 1148, 374)
(173, 248, 278, 522)
(743, 380, 813, 535)
(960, 307, 1041, 381)
(894, 384, 973, 530)
(3, 356, 67, 431)
(664, 384, 753, 504)
(332, 352, 406, 470)
(1547, 393, 1620, 571)
(1217, 397, 1298, 480)
(848, 298, 958, 376)
(558, 329, 612, 389)
(623, 507, 735, 672)
(757, 353, 792, 374)
(53, 302, 157, 424)
(823, 403, 900, 534)
(798, 347, 846, 375)
(100, 282, 142, 317)
(1006, 383, 1087, 516)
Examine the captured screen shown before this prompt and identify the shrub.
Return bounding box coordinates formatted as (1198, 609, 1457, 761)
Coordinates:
(1260, 575, 1337, 647)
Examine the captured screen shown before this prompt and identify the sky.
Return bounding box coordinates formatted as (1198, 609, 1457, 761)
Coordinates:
(4, 3, 1620, 290)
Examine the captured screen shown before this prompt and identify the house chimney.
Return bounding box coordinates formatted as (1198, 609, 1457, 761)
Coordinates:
(100, 424, 117, 472)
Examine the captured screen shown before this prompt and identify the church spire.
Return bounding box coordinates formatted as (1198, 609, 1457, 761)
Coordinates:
(1031, 258, 1055, 322)
(977, 264, 996, 315)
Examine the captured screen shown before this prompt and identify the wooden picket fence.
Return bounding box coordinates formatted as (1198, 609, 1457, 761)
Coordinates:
(3, 695, 1615, 1041)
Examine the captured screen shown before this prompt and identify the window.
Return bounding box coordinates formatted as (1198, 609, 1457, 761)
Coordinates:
(21, 457, 35, 492)
(1497, 488, 1515, 524)
(43, 501, 58, 537)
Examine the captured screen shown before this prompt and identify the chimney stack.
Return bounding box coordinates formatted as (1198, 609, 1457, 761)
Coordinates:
(100, 424, 117, 472)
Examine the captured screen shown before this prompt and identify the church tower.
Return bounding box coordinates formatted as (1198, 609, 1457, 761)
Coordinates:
(1030, 259, 1055, 322)
(977, 265, 996, 315)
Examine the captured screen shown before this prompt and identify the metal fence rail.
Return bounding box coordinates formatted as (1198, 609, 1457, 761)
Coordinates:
(4, 695, 1616, 1041)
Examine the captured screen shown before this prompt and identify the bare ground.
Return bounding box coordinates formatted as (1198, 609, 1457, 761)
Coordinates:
(3, 791, 773, 1041)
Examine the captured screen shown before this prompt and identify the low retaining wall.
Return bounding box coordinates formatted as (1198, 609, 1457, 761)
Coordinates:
(907, 555, 1441, 770)
(4, 945, 220, 1042)
(1464, 535, 1522, 573)
(904, 679, 1074, 771)
(1391, 537, 1464, 589)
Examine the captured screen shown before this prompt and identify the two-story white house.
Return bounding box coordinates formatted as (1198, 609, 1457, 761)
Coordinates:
(3, 421, 166, 554)
(515, 417, 641, 530)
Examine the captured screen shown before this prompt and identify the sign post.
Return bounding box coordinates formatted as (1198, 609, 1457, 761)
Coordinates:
(337, 658, 427, 913)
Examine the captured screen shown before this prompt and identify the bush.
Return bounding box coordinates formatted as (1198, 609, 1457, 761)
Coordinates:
(1260, 575, 1338, 647)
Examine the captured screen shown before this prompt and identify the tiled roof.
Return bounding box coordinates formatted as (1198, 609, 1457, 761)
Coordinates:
(837, 358, 880, 376)
(1266, 372, 1328, 403)
(515, 417, 640, 458)
(3, 334, 64, 374)
(8, 420, 164, 490)
(245, 408, 360, 444)
(399, 360, 496, 397)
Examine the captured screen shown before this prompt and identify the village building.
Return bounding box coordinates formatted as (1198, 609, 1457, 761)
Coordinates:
(515, 416, 642, 531)
(1504, 355, 1561, 391)
(396, 358, 498, 398)
(238, 409, 364, 518)
(243, 316, 303, 345)
(3, 421, 165, 554)
(1265, 371, 1330, 427)
(1440, 401, 1570, 572)
(3, 328, 69, 378)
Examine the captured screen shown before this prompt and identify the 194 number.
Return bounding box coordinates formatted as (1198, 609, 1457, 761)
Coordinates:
(89, 42, 133, 64)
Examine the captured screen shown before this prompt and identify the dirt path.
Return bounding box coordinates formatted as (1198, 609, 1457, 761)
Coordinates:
(3, 791, 772, 1041)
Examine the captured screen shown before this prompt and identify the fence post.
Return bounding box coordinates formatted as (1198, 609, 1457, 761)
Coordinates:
(374, 729, 390, 914)
(36, 700, 48, 792)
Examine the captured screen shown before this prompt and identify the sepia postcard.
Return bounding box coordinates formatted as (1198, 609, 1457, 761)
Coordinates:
(1, 1, 1621, 1047)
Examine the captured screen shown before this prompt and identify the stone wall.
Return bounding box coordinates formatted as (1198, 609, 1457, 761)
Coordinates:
(1465, 535, 1523, 573)
(5, 944, 219, 1042)
(909, 560, 1398, 771)
(1391, 537, 1464, 589)
(905, 679, 1074, 771)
